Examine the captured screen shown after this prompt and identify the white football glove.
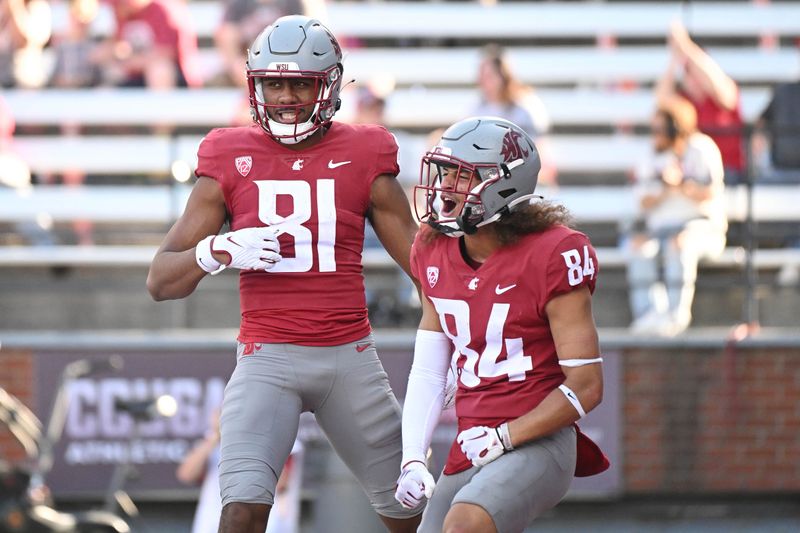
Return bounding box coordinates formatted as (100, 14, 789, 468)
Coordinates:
(457, 424, 513, 467)
(394, 461, 435, 510)
(196, 227, 281, 274)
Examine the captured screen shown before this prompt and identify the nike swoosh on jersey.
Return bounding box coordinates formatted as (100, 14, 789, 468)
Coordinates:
(328, 160, 352, 169)
(495, 284, 517, 295)
(356, 343, 371, 352)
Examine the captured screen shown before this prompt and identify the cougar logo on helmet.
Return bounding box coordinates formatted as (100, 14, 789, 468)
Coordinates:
(501, 129, 529, 163)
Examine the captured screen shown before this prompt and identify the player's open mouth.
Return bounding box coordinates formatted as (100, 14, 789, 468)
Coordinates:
(275, 109, 303, 123)
(440, 197, 458, 216)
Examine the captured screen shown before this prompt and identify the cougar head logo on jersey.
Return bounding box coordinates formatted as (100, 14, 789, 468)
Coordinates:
(427, 266, 439, 288)
(235, 156, 252, 177)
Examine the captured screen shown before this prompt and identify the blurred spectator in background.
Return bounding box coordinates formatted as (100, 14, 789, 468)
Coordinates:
(45, 0, 105, 245)
(49, 0, 102, 89)
(177, 409, 303, 533)
(751, 79, 800, 184)
(627, 96, 726, 336)
(472, 44, 556, 185)
(0, 0, 52, 88)
(96, 0, 200, 89)
(214, 0, 303, 88)
(656, 20, 745, 185)
(751, 78, 800, 284)
(352, 82, 419, 193)
(0, 95, 54, 246)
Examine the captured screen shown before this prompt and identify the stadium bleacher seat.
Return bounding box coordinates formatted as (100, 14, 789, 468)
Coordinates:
(4, 0, 799, 330)
(48, 1, 800, 44)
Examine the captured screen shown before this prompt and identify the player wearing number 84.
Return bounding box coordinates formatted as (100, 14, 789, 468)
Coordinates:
(396, 116, 610, 533)
(146, 14, 422, 533)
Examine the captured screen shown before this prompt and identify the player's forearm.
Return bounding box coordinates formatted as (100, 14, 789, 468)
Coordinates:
(506, 370, 603, 448)
(147, 249, 206, 301)
(401, 329, 451, 465)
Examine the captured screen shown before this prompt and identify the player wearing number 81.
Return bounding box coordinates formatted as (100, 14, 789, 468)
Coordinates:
(396, 117, 610, 533)
(147, 15, 422, 533)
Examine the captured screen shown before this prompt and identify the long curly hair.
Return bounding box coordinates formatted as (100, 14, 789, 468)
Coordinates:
(494, 201, 574, 245)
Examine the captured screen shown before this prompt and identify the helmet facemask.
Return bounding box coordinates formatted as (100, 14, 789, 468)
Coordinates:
(248, 64, 342, 144)
(415, 150, 504, 237)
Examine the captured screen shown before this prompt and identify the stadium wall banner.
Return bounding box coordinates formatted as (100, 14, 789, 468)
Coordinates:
(35, 348, 621, 498)
(35, 350, 234, 499)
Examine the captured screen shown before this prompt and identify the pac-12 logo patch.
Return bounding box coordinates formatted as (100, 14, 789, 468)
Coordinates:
(235, 156, 252, 177)
(427, 266, 439, 288)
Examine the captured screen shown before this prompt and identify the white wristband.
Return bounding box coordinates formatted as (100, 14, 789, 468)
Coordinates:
(195, 235, 225, 275)
(559, 357, 603, 367)
(558, 384, 586, 418)
(496, 422, 513, 451)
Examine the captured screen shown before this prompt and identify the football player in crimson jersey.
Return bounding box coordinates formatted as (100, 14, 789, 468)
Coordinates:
(394, 117, 609, 533)
(146, 15, 422, 533)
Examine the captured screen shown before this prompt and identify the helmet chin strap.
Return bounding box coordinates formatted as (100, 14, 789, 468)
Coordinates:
(425, 218, 464, 238)
(267, 118, 317, 144)
(457, 206, 479, 235)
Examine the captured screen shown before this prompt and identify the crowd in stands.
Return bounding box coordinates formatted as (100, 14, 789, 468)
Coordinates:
(1, 0, 799, 334)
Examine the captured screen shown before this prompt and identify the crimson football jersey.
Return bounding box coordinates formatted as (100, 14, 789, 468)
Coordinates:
(411, 224, 600, 474)
(196, 122, 399, 346)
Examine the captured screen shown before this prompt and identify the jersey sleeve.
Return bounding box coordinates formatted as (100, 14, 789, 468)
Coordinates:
(544, 232, 599, 304)
(195, 129, 224, 182)
(369, 126, 400, 184)
(409, 234, 422, 283)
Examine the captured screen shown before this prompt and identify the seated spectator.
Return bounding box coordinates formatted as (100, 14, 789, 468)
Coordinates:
(97, 0, 201, 89)
(49, 0, 102, 89)
(626, 96, 726, 336)
(177, 408, 303, 533)
(656, 20, 745, 185)
(752, 80, 800, 183)
(471, 44, 556, 185)
(0, 0, 52, 88)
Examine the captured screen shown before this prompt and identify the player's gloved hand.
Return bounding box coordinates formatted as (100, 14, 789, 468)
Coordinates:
(196, 227, 281, 274)
(394, 460, 435, 509)
(457, 423, 513, 467)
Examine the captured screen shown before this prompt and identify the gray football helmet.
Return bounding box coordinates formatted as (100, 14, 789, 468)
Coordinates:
(247, 15, 343, 144)
(416, 117, 541, 236)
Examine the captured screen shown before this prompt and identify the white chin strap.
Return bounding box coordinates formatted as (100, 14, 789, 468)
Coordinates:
(268, 118, 317, 145)
(438, 220, 464, 238)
